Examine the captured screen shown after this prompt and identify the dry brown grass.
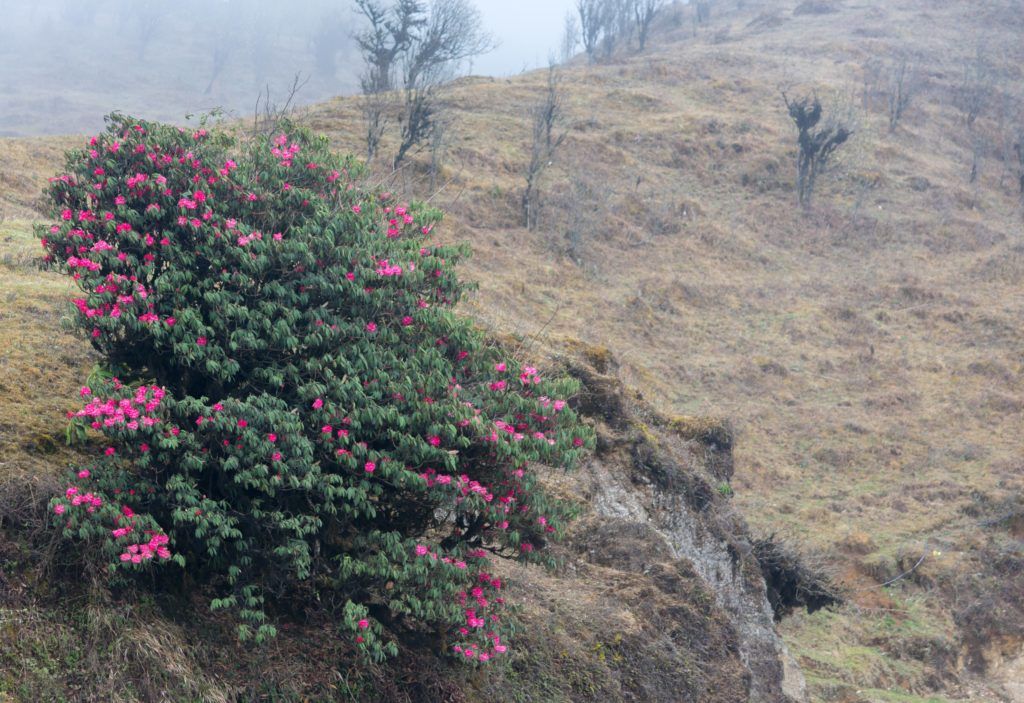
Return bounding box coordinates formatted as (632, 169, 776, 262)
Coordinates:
(3, 0, 1024, 700)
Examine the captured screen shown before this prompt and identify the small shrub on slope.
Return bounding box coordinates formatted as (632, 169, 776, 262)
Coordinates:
(37, 114, 591, 662)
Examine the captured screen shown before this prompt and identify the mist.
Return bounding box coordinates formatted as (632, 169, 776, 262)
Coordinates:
(0, 0, 577, 137)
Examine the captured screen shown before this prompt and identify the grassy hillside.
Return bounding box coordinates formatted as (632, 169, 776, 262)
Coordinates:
(2, 0, 1023, 701)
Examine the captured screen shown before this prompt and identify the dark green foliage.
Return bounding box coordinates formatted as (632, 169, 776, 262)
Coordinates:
(39, 114, 592, 662)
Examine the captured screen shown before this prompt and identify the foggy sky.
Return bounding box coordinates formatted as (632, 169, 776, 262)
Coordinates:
(474, 0, 577, 75)
(0, 0, 579, 137)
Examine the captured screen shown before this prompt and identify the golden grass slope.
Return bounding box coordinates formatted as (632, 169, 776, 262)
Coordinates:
(1, 0, 1023, 700)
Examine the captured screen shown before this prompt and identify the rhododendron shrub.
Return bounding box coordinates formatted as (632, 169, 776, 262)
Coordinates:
(39, 114, 592, 661)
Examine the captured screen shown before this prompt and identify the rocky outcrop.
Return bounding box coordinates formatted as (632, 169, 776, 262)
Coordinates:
(563, 350, 810, 703)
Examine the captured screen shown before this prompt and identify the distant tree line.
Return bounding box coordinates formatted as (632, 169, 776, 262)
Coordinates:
(571, 0, 669, 62)
(352, 0, 493, 170)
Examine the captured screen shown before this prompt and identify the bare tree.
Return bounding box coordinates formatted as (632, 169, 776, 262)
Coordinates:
(602, 0, 635, 59)
(129, 0, 166, 60)
(968, 130, 988, 185)
(1014, 135, 1024, 202)
(954, 49, 994, 182)
(860, 57, 883, 110)
(886, 55, 920, 132)
(361, 91, 393, 163)
(393, 0, 493, 169)
(783, 92, 853, 208)
(354, 0, 493, 169)
(401, 0, 494, 92)
(523, 66, 568, 230)
(954, 49, 993, 129)
(355, 0, 425, 95)
(205, 46, 231, 96)
(576, 0, 637, 62)
(427, 113, 451, 193)
(252, 74, 310, 137)
(695, 0, 712, 25)
(577, 0, 605, 62)
(394, 83, 437, 169)
(564, 176, 601, 265)
(634, 0, 665, 51)
(561, 11, 581, 63)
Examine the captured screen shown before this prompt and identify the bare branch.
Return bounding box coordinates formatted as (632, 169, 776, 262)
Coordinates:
(523, 65, 568, 230)
(783, 91, 853, 208)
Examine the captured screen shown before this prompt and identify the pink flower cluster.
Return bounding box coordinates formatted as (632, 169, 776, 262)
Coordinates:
(71, 273, 150, 320)
(383, 205, 417, 238)
(374, 259, 404, 277)
(118, 532, 171, 563)
(451, 570, 509, 662)
(271, 134, 301, 167)
(62, 485, 103, 513)
(412, 543, 467, 570)
(236, 230, 263, 247)
(73, 384, 165, 431)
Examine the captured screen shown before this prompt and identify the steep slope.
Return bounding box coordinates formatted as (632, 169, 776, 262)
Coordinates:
(294, 1, 1024, 699)
(2, 0, 1023, 701)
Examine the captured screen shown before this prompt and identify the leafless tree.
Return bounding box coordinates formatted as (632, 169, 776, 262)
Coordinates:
(354, 0, 492, 169)
(252, 74, 310, 136)
(355, 0, 425, 95)
(561, 11, 581, 63)
(361, 91, 393, 163)
(968, 130, 989, 185)
(576, 0, 639, 62)
(954, 49, 993, 129)
(394, 83, 437, 169)
(1014, 135, 1024, 202)
(401, 0, 494, 91)
(428, 113, 451, 192)
(695, 0, 712, 25)
(577, 0, 605, 61)
(205, 46, 230, 96)
(860, 57, 882, 110)
(565, 176, 601, 265)
(783, 92, 853, 208)
(523, 66, 568, 230)
(601, 0, 635, 58)
(392, 0, 493, 169)
(606, 0, 630, 57)
(886, 55, 921, 132)
(954, 49, 995, 182)
(128, 0, 166, 60)
(634, 0, 665, 51)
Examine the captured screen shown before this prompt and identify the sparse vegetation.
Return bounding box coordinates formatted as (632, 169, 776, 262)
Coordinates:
(522, 66, 568, 230)
(354, 0, 493, 169)
(3, 0, 1024, 701)
(632, 0, 665, 51)
(885, 54, 921, 132)
(783, 91, 853, 208)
